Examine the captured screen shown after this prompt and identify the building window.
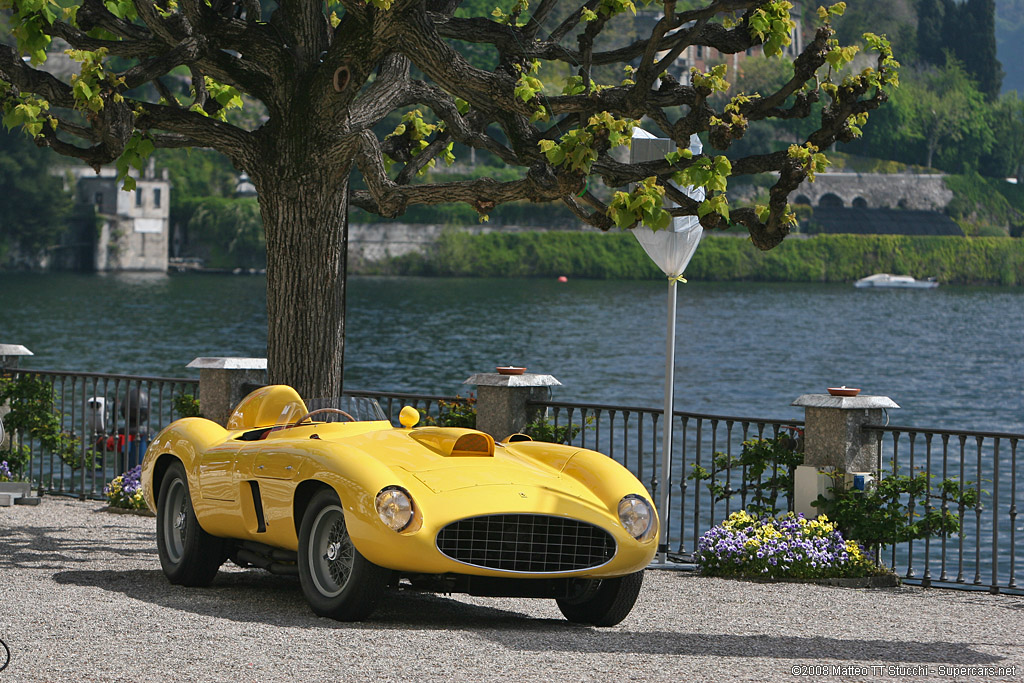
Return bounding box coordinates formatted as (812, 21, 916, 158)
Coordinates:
(136, 188, 143, 207)
(94, 192, 103, 206)
(153, 188, 162, 208)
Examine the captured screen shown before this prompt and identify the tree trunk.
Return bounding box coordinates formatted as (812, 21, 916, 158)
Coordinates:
(256, 165, 350, 399)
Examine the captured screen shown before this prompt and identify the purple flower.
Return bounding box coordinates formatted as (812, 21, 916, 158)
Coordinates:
(696, 511, 872, 579)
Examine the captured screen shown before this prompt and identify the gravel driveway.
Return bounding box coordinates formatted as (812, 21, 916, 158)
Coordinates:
(1, 497, 1022, 682)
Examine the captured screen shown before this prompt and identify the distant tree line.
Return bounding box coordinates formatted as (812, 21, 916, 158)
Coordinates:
(730, 0, 1021, 181)
(0, 0, 1021, 271)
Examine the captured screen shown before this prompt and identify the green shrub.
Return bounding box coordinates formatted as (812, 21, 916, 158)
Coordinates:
(522, 413, 592, 444)
(814, 471, 979, 549)
(0, 374, 83, 472)
(173, 393, 201, 418)
(368, 231, 1024, 286)
(420, 397, 476, 428)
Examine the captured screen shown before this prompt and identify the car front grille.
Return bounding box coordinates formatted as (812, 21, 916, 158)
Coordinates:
(435, 514, 616, 573)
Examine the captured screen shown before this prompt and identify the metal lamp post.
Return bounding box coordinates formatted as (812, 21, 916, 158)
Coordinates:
(630, 128, 705, 564)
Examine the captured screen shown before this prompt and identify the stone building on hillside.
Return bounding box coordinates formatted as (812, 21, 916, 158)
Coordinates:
(63, 160, 171, 272)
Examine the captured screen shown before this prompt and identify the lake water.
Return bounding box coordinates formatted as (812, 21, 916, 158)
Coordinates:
(1, 272, 1023, 434)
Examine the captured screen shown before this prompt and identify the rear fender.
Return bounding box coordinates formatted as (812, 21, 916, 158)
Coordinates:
(141, 417, 229, 511)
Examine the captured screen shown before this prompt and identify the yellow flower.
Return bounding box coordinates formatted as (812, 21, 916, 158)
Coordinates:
(724, 510, 757, 528)
(845, 539, 866, 561)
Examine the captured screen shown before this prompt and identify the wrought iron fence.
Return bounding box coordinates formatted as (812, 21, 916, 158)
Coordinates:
(533, 399, 1023, 595)
(344, 389, 471, 425)
(4, 372, 1021, 595)
(0, 369, 198, 499)
(529, 399, 804, 559)
(864, 423, 1021, 594)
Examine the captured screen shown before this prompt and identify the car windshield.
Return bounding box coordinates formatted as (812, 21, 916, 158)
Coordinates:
(302, 395, 388, 422)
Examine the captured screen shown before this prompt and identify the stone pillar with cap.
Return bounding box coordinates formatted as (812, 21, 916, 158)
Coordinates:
(791, 392, 900, 517)
(0, 344, 33, 370)
(463, 371, 561, 440)
(187, 357, 267, 426)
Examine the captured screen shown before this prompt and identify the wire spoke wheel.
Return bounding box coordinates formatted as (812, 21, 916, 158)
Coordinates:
(308, 504, 355, 597)
(298, 489, 390, 621)
(160, 477, 188, 564)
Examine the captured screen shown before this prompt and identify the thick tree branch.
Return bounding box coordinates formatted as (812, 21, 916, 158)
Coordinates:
(276, 0, 331, 67)
(76, 0, 152, 41)
(347, 54, 413, 131)
(121, 35, 206, 90)
(135, 101, 255, 163)
(398, 10, 530, 118)
(0, 45, 78, 108)
(49, 22, 161, 58)
(356, 130, 572, 218)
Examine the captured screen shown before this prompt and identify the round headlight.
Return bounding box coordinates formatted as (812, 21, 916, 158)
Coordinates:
(618, 494, 654, 539)
(375, 486, 414, 532)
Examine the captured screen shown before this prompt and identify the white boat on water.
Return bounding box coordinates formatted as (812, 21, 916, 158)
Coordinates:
(854, 273, 939, 289)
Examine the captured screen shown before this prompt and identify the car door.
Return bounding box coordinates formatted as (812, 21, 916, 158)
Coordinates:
(198, 442, 243, 501)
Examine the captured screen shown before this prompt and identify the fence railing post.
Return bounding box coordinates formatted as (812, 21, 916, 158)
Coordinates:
(463, 371, 561, 439)
(186, 357, 267, 426)
(791, 392, 900, 517)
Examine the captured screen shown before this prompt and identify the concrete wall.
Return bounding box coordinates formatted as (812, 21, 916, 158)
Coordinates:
(793, 173, 953, 211)
(348, 222, 593, 266)
(350, 174, 955, 267)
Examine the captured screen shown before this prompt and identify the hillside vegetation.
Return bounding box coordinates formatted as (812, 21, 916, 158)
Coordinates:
(368, 231, 1024, 286)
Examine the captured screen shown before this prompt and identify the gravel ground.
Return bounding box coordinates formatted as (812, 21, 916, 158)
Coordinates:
(1, 497, 1022, 683)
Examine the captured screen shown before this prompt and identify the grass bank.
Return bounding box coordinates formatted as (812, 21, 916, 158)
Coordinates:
(363, 231, 1024, 285)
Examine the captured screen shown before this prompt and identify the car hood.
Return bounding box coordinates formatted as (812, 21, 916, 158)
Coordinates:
(323, 426, 578, 495)
(410, 460, 563, 494)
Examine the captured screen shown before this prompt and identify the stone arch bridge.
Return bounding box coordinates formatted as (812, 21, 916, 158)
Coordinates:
(792, 173, 952, 211)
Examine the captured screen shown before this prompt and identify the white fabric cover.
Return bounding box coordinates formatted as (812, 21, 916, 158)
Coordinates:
(630, 128, 705, 278)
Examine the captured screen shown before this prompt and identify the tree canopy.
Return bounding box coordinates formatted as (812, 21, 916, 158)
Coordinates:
(0, 128, 71, 257)
(0, 0, 898, 395)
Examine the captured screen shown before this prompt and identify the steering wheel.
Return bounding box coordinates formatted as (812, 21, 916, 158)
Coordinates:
(293, 408, 356, 425)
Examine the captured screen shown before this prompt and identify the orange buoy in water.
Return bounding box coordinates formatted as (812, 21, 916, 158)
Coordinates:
(557, 276, 568, 283)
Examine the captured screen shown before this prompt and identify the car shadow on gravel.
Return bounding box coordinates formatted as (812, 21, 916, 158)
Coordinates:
(51, 567, 543, 628)
(0, 524, 157, 570)
(48, 568, 1007, 667)
(477, 629, 1007, 665)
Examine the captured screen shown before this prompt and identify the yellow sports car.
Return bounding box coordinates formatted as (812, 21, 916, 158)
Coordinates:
(141, 385, 658, 625)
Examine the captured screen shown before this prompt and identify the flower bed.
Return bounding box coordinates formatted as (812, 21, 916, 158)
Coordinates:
(695, 511, 889, 580)
(104, 466, 147, 511)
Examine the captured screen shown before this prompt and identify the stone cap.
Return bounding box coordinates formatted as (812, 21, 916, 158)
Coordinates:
(792, 394, 900, 410)
(0, 344, 33, 356)
(187, 357, 267, 370)
(464, 373, 562, 388)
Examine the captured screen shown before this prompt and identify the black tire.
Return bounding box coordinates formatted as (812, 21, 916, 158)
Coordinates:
(556, 570, 645, 626)
(297, 489, 390, 621)
(156, 460, 226, 586)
